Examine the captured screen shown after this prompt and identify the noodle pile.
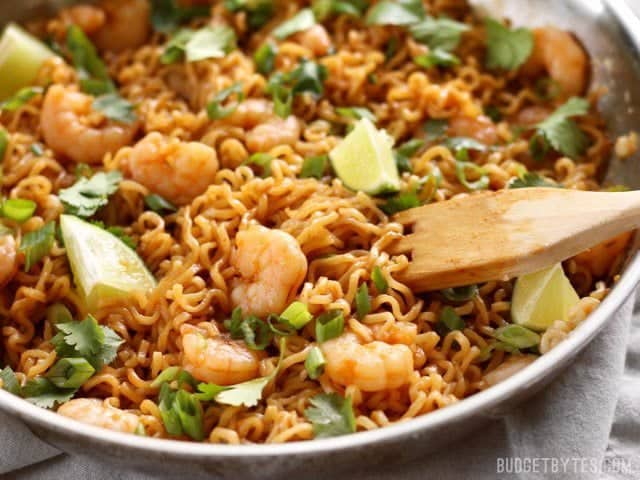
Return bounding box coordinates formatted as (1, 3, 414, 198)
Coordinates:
(0, 0, 630, 443)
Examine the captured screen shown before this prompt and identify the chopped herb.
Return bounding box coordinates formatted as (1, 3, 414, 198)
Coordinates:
(161, 25, 236, 64)
(300, 155, 328, 179)
(244, 152, 273, 177)
(0, 366, 21, 396)
(158, 383, 204, 440)
(484, 18, 534, 71)
(305, 393, 356, 438)
(484, 105, 502, 123)
(280, 301, 313, 329)
(435, 306, 465, 336)
(254, 42, 278, 75)
(446, 137, 488, 153)
(58, 170, 122, 218)
(494, 324, 540, 349)
(266, 60, 328, 117)
(455, 161, 490, 191)
(393, 138, 424, 174)
(151, 366, 181, 388)
(273, 8, 317, 40)
(312, 0, 369, 21)
(206, 82, 244, 120)
(380, 190, 420, 215)
(46, 303, 73, 326)
(423, 118, 448, 141)
(304, 346, 326, 379)
(92, 93, 137, 124)
(20, 222, 55, 272)
(372, 266, 388, 293)
(414, 49, 460, 69)
(366, 0, 425, 26)
(224, 0, 274, 29)
(2, 198, 36, 223)
(508, 172, 559, 189)
(51, 315, 124, 370)
(66, 25, 115, 95)
(267, 314, 297, 336)
(30, 143, 44, 156)
(441, 284, 478, 302)
(22, 377, 76, 408)
(144, 194, 177, 213)
(150, 0, 210, 33)
(225, 307, 273, 350)
(335, 106, 376, 122)
(0, 129, 8, 161)
(355, 283, 371, 319)
(315, 309, 345, 343)
(46, 357, 95, 389)
(531, 97, 590, 160)
(385, 36, 399, 61)
(0, 86, 43, 112)
(409, 16, 469, 52)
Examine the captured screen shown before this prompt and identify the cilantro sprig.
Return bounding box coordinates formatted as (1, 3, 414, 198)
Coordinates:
(304, 393, 356, 438)
(58, 170, 122, 218)
(484, 18, 533, 71)
(266, 59, 328, 117)
(151, 0, 210, 33)
(161, 25, 237, 64)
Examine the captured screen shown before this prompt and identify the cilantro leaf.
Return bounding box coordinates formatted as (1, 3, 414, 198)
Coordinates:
(92, 94, 137, 124)
(225, 0, 274, 29)
(58, 170, 122, 218)
(52, 315, 124, 370)
(20, 222, 55, 272)
(161, 26, 236, 64)
(534, 97, 590, 159)
(508, 172, 559, 189)
(0, 366, 21, 395)
(410, 16, 469, 52)
(305, 393, 356, 438)
(0, 87, 43, 112)
(312, 0, 369, 21)
(206, 83, 245, 120)
(266, 59, 328, 117)
(414, 49, 460, 69)
(366, 0, 425, 26)
(22, 378, 76, 409)
(150, 0, 210, 33)
(213, 376, 270, 407)
(273, 8, 317, 40)
(485, 18, 534, 71)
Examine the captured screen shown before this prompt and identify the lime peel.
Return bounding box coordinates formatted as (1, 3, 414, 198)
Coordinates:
(511, 263, 579, 332)
(60, 215, 156, 311)
(329, 117, 400, 195)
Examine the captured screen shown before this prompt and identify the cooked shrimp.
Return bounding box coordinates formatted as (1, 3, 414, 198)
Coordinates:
(574, 232, 632, 278)
(57, 398, 140, 433)
(123, 132, 219, 205)
(520, 27, 588, 98)
(181, 327, 264, 385)
(0, 235, 17, 288)
(291, 25, 332, 57)
(245, 116, 301, 153)
(371, 322, 417, 345)
(225, 99, 274, 129)
(321, 333, 414, 392)
(60, 5, 106, 34)
(231, 225, 307, 317)
(448, 115, 498, 145)
(41, 85, 138, 165)
(483, 355, 536, 387)
(512, 105, 552, 126)
(92, 0, 151, 52)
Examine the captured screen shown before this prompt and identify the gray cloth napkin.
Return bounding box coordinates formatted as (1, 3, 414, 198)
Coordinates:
(1, 294, 637, 480)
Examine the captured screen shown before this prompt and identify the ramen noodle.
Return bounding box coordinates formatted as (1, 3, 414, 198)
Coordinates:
(0, 0, 631, 443)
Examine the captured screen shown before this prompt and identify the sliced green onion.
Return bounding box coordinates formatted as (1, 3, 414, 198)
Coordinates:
(19, 221, 55, 271)
(151, 366, 181, 388)
(0, 86, 43, 112)
(436, 306, 464, 336)
(144, 194, 177, 213)
(493, 324, 540, 349)
(225, 308, 273, 350)
(335, 106, 376, 122)
(273, 8, 316, 40)
(414, 50, 460, 69)
(267, 314, 297, 336)
(441, 284, 478, 302)
(355, 283, 371, 320)
(174, 389, 204, 441)
(206, 82, 244, 120)
(280, 301, 313, 329)
(315, 309, 344, 343)
(244, 152, 273, 177)
(0, 128, 8, 161)
(46, 303, 73, 326)
(254, 42, 277, 75)
(455, 161, 489, 191)
(158, 383, 183, 436)
(372, 266, 388, 293)
(305, 346, 326, 379)
(300, 155, 328, 179)
(134, 423, 146, 436)
(46, 357, 95, 389)
(2, 198, 36, 223)
(0, 366, 21, 396)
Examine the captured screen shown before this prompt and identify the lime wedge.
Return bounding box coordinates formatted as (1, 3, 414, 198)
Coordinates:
(329, 118, 400, 194)
(0, 23, 55, 101)
(60, 215, 156, 310)
(511, 263, 580, 331)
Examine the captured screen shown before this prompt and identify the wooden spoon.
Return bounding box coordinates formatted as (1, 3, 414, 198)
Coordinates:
(390, 187, 637, 292)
